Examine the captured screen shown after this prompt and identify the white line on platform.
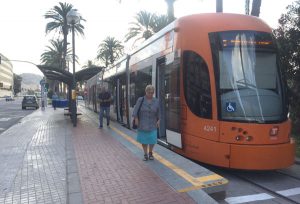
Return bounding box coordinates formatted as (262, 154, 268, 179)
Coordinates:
(277, 187, 300, 196)
(0, 118, 11, 122)
(225, 193, 274, 204)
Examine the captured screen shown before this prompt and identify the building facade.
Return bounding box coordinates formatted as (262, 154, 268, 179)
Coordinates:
(0, 53, 14, 97)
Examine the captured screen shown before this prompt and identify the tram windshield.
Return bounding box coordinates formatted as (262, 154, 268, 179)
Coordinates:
(210, 31, 287, 123)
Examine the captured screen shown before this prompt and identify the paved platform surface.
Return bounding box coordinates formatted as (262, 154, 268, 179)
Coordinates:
(0, 106, 221, 204)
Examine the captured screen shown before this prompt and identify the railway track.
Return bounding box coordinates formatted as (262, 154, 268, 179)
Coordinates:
(203, 162, 300, 204)
(232, 170, 300, 204)
(276, 163, 300, 181)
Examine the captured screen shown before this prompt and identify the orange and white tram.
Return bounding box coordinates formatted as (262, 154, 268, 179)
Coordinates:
(86, 13, 295, 170)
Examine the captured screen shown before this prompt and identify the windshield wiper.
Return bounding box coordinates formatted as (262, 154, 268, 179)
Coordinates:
(236, 79, 257, 89)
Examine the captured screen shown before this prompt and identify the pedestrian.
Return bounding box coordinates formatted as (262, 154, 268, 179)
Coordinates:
(132, 85, 159, 161)
(98, 86, 112, 128)
(52, 92, 58, 110)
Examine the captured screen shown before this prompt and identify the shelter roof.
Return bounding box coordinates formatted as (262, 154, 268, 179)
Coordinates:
(37, 65, 103, 85)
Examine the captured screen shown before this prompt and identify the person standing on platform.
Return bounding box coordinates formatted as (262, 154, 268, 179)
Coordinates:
(52, 92, 58, 110)
(98, 86, 112, 128)
(132, 85, 159, 161)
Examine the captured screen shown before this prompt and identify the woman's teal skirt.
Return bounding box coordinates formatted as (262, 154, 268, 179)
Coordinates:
(137, 129, 157, 144)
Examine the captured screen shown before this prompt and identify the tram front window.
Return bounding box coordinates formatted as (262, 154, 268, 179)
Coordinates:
(210, 31, 287, 123)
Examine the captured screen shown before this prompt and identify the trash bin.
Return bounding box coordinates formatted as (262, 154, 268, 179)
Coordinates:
(60, 99, 68, 108)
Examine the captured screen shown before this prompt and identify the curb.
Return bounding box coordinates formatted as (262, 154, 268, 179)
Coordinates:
(295, 157, 300, 165)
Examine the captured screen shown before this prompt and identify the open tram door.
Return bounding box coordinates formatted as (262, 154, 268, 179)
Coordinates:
(156, 56, 182, 149)
(116, 77, 127, 125)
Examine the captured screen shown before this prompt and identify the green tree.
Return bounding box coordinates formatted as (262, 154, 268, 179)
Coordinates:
(44, 2, 85, 69)
(125, 11, 169, 44)
(40, 39, 74, 95)
(82, 60, 95, 69)
(97, 37, 124, 67)
(273, 0, 300, 133)
(41, 39, 66, 67)
(125, 10, 155, 43)
(40, 39, 76, 67)
(152, 14, 169, 33)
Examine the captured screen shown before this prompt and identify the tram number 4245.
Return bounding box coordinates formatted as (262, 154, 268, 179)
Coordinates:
(203, 125, 217, 132)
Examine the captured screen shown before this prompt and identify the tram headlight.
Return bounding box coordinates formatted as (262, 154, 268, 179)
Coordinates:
(246, 136, 253, 141)
(235, 135, 242, 141)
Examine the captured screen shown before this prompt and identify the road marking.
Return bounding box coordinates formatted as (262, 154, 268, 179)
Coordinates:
(0, 118, 11, 122)
(277, 187, 300, 196)
(225, 193, 274, 204)
(110, 126, 228, 192)
(0, 128, 5, 131)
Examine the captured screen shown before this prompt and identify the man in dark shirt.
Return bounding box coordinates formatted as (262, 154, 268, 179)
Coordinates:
(98, 86, 112, 128)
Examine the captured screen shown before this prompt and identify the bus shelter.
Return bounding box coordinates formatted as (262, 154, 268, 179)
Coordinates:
(37, 65, 103, 115)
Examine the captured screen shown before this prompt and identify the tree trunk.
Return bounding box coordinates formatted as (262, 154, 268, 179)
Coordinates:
(216, 0, 223, 12)
(62, 23, 68, 96)
(62, 22, 68, 71)
(245, 0, 250, 15)
(165, 0, 175, 23)
(251, 0, 262, 17)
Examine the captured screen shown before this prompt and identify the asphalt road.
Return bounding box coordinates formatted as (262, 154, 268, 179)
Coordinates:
(0, 97, 37, 134)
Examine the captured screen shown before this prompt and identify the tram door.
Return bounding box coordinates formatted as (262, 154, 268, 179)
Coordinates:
(157, 59, 182, 148)
(116, 78, 127, 124)
(157, 62, 166, 140)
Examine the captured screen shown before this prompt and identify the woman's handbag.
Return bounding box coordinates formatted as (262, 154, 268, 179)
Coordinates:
(132, 97, 144, 129)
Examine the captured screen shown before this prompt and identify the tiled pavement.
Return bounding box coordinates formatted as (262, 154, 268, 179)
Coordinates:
(0, 110, 68, 204)
(0, 107, 201, 204)
(71, 112, 195, 204)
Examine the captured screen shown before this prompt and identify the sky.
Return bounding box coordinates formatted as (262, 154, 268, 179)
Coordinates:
(0, 0, 296, 76)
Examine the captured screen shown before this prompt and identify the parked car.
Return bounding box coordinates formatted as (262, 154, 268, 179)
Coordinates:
(22, 95, 39, 110)
(5, 96, 14, 101)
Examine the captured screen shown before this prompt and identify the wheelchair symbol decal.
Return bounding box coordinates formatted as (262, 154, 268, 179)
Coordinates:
(226, 102, 236, 112)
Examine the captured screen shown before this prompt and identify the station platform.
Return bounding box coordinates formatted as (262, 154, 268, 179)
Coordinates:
(0, 104, 227, 204)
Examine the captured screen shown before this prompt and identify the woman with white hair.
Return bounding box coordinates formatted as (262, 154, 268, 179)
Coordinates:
(132, 85, 160, 161)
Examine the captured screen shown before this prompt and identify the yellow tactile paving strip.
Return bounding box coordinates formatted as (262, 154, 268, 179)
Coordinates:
(111, 126, 228, 193)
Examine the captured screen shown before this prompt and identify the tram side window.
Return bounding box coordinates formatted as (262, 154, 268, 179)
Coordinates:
(130, 66, 152, 107)
(183, 51, 212, 119)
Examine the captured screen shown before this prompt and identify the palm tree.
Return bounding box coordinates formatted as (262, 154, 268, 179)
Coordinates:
(125, 10, 155, 43)
(41, 39, 65, 67)
(41, 39, 75, 67)
(44, 2, 85, 70)
(125, 11, 169, 44)
(216, 0, 223, 12)
(97, 37, 124, 67)
(152, 14, 169, 33)
(245, 0, 250, 14)
(82, 60, 97, 69)
(165, 0, 176, 22)
(40, 39, 73, 94)
(251, 0, 262, 17)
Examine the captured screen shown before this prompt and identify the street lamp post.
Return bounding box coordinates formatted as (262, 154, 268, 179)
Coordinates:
(67, 9, 80, 127)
